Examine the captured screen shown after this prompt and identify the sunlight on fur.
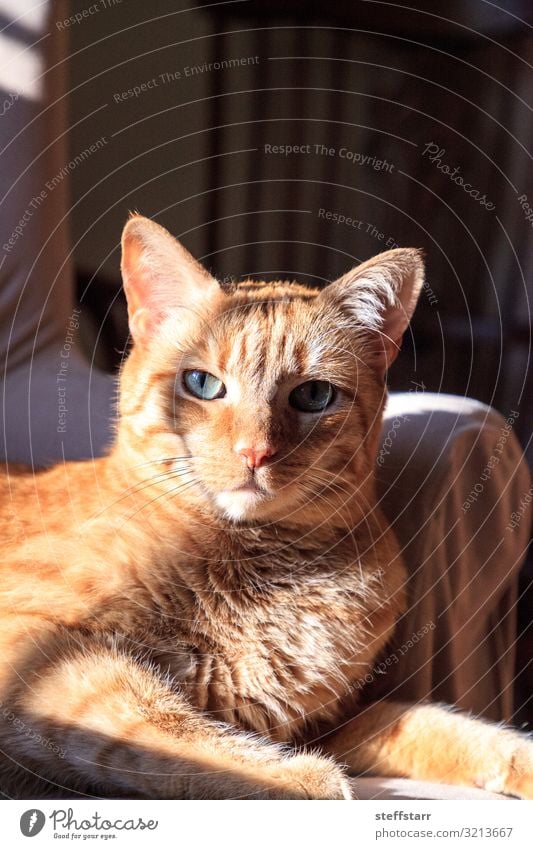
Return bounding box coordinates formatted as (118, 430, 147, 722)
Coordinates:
(0, 215, 531, 800)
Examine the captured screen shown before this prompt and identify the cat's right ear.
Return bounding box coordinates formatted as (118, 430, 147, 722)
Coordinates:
(121, 215, 219, 345)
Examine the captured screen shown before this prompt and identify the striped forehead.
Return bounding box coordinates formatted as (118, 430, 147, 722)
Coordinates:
(209, 299, 314, 387)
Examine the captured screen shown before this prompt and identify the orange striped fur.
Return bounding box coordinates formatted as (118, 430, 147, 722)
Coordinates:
(0, 216, 531, 799)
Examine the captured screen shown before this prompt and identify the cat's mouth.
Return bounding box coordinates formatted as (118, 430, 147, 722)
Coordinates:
(230, 481, 263, 494)
(214, 479, 274, 520)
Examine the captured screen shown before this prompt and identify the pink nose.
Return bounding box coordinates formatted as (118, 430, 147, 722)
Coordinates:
(236, 444, 276, 470)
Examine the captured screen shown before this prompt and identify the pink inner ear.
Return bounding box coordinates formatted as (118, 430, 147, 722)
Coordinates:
(121, 239, 163, 342)
(122, 239, 148, 318)
(365, 329, 401, 372)
(383, 303, 411, 349)
(121, 224, 185, 342)
(128, 307, 154, 341)
(364, 294, 416, 373)
(120, 216, 221, 345)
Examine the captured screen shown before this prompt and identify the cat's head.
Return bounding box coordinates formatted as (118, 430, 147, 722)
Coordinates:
(117, 215, 424, 525)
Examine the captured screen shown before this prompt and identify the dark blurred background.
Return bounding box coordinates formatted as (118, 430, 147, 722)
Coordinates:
(68, 1, 532, 450)
(64, 1, 532, 718)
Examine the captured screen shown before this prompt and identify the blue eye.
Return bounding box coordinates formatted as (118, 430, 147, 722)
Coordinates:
(289, 380, 335, 412)
(183, 370, 226, 400)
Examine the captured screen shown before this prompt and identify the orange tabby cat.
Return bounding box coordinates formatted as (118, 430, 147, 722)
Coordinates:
(0, 215, 531, 799)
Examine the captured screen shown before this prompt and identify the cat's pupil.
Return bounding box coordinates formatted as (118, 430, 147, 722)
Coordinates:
(289, 380, 335, 412)
(183, 370, 226, 400)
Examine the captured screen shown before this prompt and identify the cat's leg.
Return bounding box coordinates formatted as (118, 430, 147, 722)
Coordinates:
(321, 700, 533, 798)
(2, 645, 350, 799)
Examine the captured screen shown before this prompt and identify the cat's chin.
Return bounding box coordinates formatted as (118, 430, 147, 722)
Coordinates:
(214, 487, 275, 522)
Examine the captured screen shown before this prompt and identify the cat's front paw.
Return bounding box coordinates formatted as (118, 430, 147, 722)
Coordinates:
(477, 733, 533, 799)
(273, 753, 351, 800)
(502, 739, 533, 799)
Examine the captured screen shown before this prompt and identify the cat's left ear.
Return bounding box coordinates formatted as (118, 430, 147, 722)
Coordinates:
(121, 215, 219, 345)
(319, 248, 425, 375)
